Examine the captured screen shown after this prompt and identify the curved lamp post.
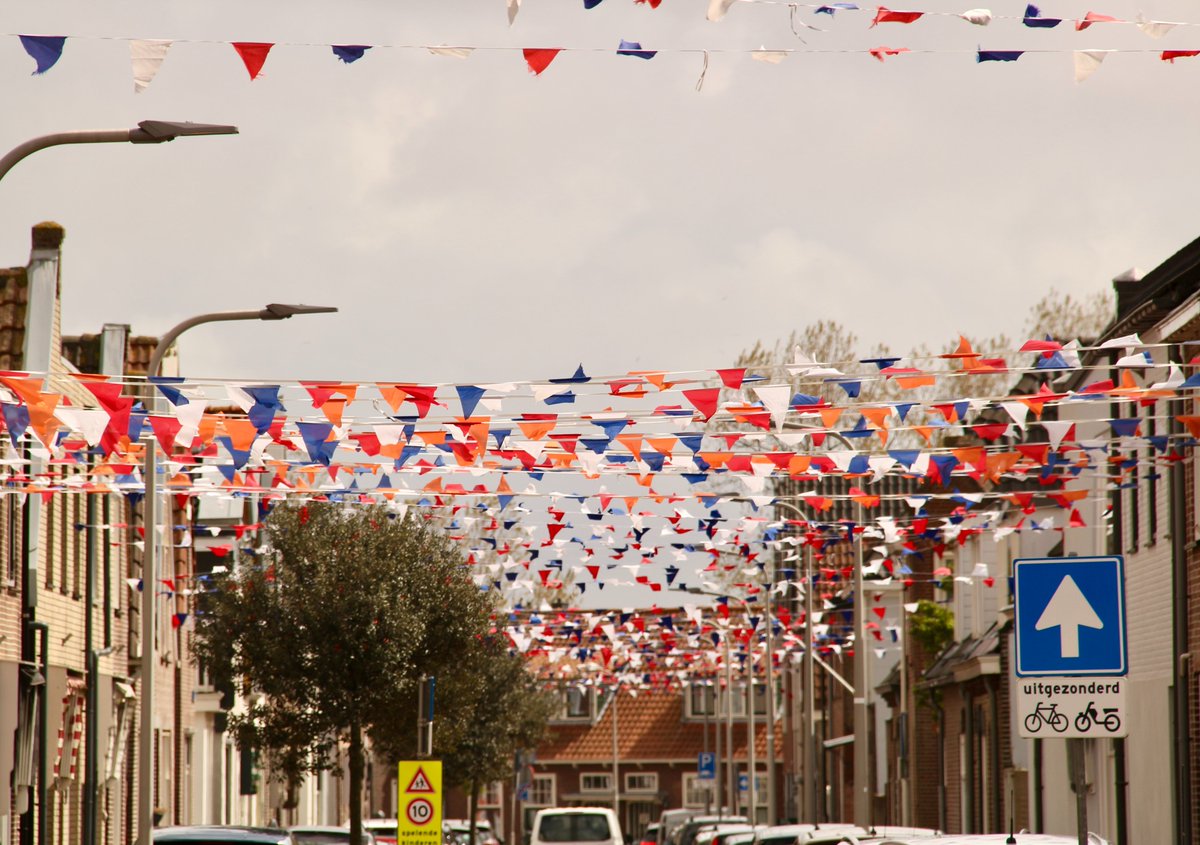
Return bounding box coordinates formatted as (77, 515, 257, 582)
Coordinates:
(147, 303, 339, 378)
(0, 121, 238, 183)
(138, 302, 337, 843)
(0, 120, 237, 845)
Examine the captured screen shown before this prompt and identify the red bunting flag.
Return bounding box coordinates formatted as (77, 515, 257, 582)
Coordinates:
(1162, 51, 1200, 63)
(523, 48, 561, 76)
(869, 46, 910, 62)
(871, 7, 924, 26)
(1075, 11, 1118, 31)
(232, 42, 274, 80)
(682, 388, 719, 421)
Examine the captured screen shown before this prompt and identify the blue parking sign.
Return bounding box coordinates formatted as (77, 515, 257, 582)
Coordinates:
(1013, 556, 1127, 677)
(698, 752, 715, 780)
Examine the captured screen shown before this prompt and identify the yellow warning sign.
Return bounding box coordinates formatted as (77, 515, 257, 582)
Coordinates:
(398, 760, 442, 845)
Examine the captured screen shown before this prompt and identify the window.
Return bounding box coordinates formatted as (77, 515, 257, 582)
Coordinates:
(624, 773, 657, 793)
(557, 687, 593, 721)
(527, 774, 555, 807)
(681, 774, 710, 809)
(4, 494, 19, 587)
(44, 495, 54, 589)
(537, 813, 611, 842)
(72, 489, 82, 598)
(580, 773, 612, 793)
(720, 685, 767, 717)
(687, 684, 716, 718)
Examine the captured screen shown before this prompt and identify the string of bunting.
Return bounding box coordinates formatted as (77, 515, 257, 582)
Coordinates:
(11, 11, 1200, 93)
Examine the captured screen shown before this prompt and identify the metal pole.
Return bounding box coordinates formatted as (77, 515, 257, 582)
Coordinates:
(853, 506, 870, 827)
(724, 634, 734, 816)
(612, 687, 620, 816)
(764, 555, 777, 825)
(803, 545, 817, 822)
(0, 130, 145, 182)
(137, 437, 158, 845)
(83, 491, 98, 845)
(899, 582, 910, 826)
(29, 622, 49, 845)
(704, 688, 712, 815)
(1069, 739, 1089, 845)
(747, 662, 756, 823)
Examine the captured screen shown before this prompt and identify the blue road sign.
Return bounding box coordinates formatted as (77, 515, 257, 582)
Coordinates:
(1013, 556, 1127, 677)
(698, 752, 716, 780)
(738, 773, 749, 793)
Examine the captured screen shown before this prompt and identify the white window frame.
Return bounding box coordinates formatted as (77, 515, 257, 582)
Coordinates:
(527, 774, 556, 807)
(681, 774, 709, 809)
(556, 687, 593, 722)
(686, 684, 716, 719)
(580, 772, 613, 793)
(624, 772, 657, 793)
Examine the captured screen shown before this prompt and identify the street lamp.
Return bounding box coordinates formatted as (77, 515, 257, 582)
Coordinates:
(0, 121, 238, 183)
(0, 121, 237, 845)
(147, 303, 339, 378)
(138, 303, 337, 845)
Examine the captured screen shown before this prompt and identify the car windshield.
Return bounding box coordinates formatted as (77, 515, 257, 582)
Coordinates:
(291, 835, 362, 845)
(539, 814, 612, 842)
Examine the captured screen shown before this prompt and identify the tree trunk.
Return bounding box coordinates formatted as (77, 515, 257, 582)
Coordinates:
(350, 721, 364, 845)
(468, 777, 480, 845)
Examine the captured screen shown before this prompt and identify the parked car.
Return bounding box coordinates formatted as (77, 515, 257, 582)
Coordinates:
(673, 818, 749, 845)
(358, 819, 399, 845)
(289, 825, 377, 845)
(694, 824, 756, 845)
(152, 826, 291, 844)
(444, 819, 500, 845)
(530, 808, 623, 845)
(866, 835, 1109, 845)
(639, 824, 661, 845)
(753, 825, 860, 845)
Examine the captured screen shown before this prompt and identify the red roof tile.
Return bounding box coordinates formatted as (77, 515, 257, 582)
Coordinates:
(538, 691, 780, 763)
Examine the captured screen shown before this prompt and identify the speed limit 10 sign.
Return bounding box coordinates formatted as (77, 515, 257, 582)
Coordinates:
(397, 761, 442, 845)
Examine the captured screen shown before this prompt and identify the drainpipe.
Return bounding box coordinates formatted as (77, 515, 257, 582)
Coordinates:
(30, 622, 49, 845)
(1168, 343, 1193, 845)
(1107, 350, 1129, 845)
(1032, 739, 1043, 834)
(934, 699, 946, 834)
(985, 676, 1001, 832)
(963, 701, 975, 833)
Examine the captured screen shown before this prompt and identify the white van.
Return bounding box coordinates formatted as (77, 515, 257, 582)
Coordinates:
(531, 808, 623, 845)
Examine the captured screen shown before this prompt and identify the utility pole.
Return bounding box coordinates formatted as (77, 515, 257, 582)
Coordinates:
(853, 506, 871, 828)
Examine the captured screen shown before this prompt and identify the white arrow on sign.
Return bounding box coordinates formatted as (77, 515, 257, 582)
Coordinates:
(1035, 575, 1103, 658)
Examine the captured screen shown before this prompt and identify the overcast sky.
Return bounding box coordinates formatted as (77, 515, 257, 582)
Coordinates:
(2, 0, 1198, 387)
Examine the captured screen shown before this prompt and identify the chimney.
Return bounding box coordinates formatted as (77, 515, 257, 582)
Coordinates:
(22, 222, 65, 373)
(1112, 267, 1144, 322)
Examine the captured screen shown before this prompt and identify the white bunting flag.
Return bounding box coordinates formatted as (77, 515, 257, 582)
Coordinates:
(131, 39, 172, 94)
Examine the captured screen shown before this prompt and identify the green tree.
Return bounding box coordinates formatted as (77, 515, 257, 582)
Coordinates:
(193, 501, 493, 845)
(367, 634, 556, 845)
(908, 599, 954, 657)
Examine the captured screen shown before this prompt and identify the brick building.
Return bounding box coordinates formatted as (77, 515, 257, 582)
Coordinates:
(442, 686, 781, 845)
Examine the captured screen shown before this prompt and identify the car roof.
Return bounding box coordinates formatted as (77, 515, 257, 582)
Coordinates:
(153, 826, 290, 843)
(881, 836, 1107, 845)
(537, 807, 616, 814)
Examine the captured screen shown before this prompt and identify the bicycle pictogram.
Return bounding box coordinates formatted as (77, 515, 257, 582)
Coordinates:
(1074, 700, 1122, 733)
(1023, 701, 1069, 733)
